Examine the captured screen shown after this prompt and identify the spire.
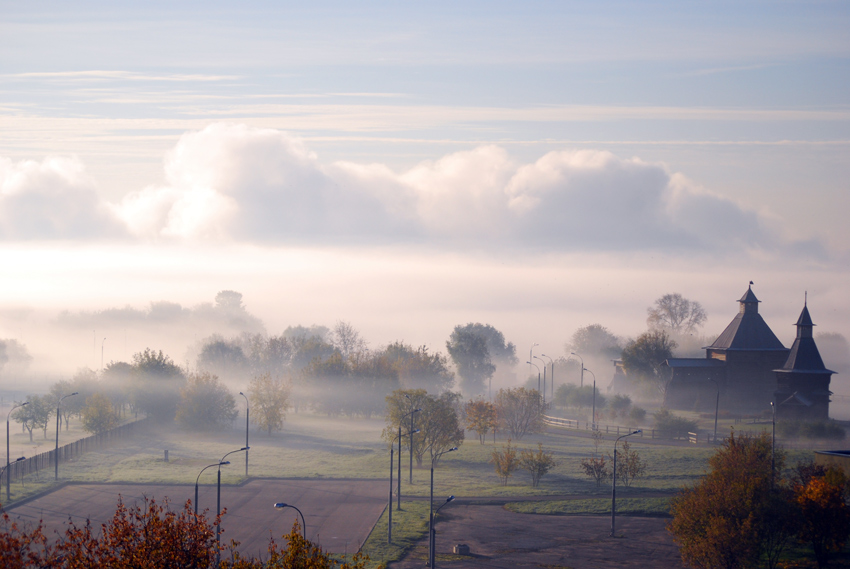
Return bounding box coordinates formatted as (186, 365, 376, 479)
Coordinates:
(738, 282, 760, 314)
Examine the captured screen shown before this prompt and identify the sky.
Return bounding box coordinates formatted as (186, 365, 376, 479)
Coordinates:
(0, 1, 848, 381)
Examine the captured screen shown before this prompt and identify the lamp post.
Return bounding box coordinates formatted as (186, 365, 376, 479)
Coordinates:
(7, 401, 28, 501)
(402, 396, 420, 487)
(534, 355, 547, 404)
(708, 379, 719, 443)
(611, 430, 641, 537)
(570, 352, 584, 388)
(195, 461, 229, 515)
(2, 456, 25, 501)
(429, 447, 457, 569)
(273, 502, 306, 539)
(540, 354, 554, 401)
(585, 368, 596, 430)
(770, 392, 797, 488)
(526, 361, 541, 394)
(238, 392, 249, 476)
(529, 343, 538, 378)
(55, 392, 78, 481)
(389, 428, 419, 543)
(430, 496, 455, 568)
(216, 447, 249, 566)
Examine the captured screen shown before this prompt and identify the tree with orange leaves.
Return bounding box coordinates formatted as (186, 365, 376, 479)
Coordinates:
(794, 467, 850, 569)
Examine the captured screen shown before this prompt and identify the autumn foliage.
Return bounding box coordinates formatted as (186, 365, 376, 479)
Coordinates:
(669, 430, 850, 569)
(0, 497, 366, 569)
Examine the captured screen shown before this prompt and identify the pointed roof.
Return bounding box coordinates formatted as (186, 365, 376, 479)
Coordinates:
(778, 302, 834, 374)
(708, 285, 786, 352)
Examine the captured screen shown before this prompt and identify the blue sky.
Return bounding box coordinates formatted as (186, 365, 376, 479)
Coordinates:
(0, 1, 848, 374)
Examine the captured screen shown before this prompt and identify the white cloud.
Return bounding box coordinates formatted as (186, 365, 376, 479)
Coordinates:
(0, 123, 821, 257)
(0, 155, 125, 239)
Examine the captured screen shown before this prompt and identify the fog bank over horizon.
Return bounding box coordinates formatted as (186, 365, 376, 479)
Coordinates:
(0, 244, 847, 395)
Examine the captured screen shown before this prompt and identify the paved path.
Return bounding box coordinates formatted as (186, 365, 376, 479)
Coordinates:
(4, 479, 386, 556)
(389, 505, 684, 569)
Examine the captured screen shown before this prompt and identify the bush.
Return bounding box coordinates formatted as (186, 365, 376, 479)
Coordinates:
(653, 408, 697, 439)
(777, 420, 846, 440)
(629, 406, 647, 423)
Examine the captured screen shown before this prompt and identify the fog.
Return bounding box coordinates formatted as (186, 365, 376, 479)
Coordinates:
(0, 245, 847, 414)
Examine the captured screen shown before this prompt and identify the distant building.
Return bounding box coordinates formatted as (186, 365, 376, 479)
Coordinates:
(663, 285, 833, 419)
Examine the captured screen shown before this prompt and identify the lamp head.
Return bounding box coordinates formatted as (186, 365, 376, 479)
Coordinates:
(413, 408, 421, 413)
(273, 502, 288, 509)
(632, 429, 642, 435)
(219, 461, 231, 466)
(15, 456, 25, 462)
(526, 361, 532, 365)
(21, 402, 29, 407)
(449, 447, 458, 452)
(412, 429, 420, 434)
(241, 446, 250, 451)
(446, 495, 455, 503)
(71, 392, 79, 396)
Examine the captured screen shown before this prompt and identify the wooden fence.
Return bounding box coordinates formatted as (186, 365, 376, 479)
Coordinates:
(2, 417, 151, 484)
(542, 414, 710, 443)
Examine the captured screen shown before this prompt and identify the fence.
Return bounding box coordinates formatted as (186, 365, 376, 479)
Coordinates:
(542, 414, 707, 443)
(2, 417, 151, 485)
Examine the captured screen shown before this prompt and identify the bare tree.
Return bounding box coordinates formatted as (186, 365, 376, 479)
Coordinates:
(331, 321, 368, 359)
(646, 293, 707, 334)
(495, 387, 544, 440)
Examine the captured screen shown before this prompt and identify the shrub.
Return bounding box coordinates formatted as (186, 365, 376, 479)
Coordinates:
(519, 443, 558, 487)
(491, 439, 520, 486)
(628, 406, 647, 423)
(777, 421, 846, 440)
(653, 408, 697, 439)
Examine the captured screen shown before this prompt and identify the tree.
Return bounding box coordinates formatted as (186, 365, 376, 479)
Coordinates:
(197, 336, 249, 379)
(621, 330, 677, 400)
(383, 389, 464, 466)
(416, 391, 465, 465)
(446, 327, 496, 396)
(495, 387, 544, 440)
(553, 384, 605, 410)
(383, 342, 454, 392)
(616, 441, 646, 488)
(450, 323, 518, 365)
(82, 393, 119, 434)
(520, 443, 558, 487)
(176, 372, 238, 432)
(668, 431, 785, 569)
(580, 455, 610, 486)
(465, 399, 497, 444)
(568, 324, 622, 359)
(491, 439, 519, 486)
(794, 466, 850, 568)
(12, 396, 51, 442)
(130, 349, 186, 420)
(646, 293, 706, 334)
(248, 373, 291, 436)
(330, 321, 368, 359)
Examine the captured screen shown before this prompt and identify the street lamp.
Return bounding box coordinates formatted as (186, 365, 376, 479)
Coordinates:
(195, 461, 229, 515)
(585, 368, 597, 430)
(7, 401, 28, 501)
(55, 392, 78, 481)
(402, 396, 420, 487)
(611, 430, 641, 537)
(273, 502, 306, 539)
(526, 361, 541, 395)
(771, 392, 797, 487)
(540, 354, 554, 401)
(389, 428, 419, 543)
(238, 392, 249, 476)
(430, 496, 455, 568)
(534, 355, 547, 403)
(1, 456, 25, 501)
(529, 343, 538, 377)
(570, 352, 584, 388)
(429, 447, 457, 569)
(216, 447, 249, 565)
(708, 379, 720, 443)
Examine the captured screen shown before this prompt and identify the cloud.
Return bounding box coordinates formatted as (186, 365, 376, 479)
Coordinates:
(1, 123, 819, 257)
(0, 155, 126, 239)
